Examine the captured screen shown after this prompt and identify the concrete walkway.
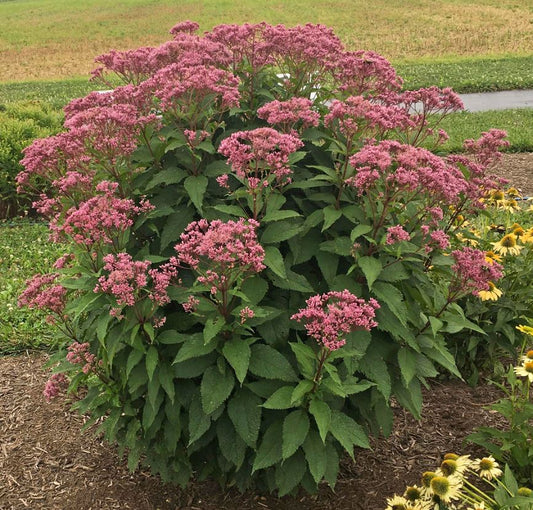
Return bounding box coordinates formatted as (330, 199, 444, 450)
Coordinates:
(458, 89, 533, 112)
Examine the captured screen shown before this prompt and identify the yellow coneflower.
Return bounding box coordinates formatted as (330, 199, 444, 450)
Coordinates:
(472, 456, 503, 480)
(501, 199, 520, 211)
(517, 487, 533, 497)
(507, 187, 522, 197)
(467, 502, 486, 510)
(491, 233, 523, 256)
(484, 251, 502, 265)
(429, 475, 462, 503)
(478, 282, 503, 301)
(520, 348, 533, 364)
(514, 360, 533, 383)
(386, 494, 409, 510)
(489, 189, 505, 201)
(517, 325, 533, 336)
(520, 228, 533, 243)
(513, 226, 526, 237)
(404, 485, 423, 502)
(443, 453, 472, 471)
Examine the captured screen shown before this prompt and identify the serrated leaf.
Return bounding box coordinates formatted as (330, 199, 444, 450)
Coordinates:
(222, 338, 251, 384)
(173, 333, 217, 363)
(158, 363, 175, 403)
(275, 450, 307, 496)
(262, 209, 301, 223)
(315, 251, 339, 286)
(324, 445, 340, 488)
(261, 220, 302, 244)
(309, 399, 331, 443)
(291, 380, 314, 405)
(372, 281, 407, 326)
(253, 420, 283, 472)
(350, 223, 373, 240)
(160, 209, 195, 250)
(227, 388, 262, 448)
(200, 366, 235, 415)
(303, 429, 328, 483)
(320, 236, 353, 256)
(322, 205, 343, 231)
(203, 316, 225, 344)
(249, 344, 298, 382)
(146, 346, 159, 381)
(262, 385, 296, 409)
(358, 256, 382, 290)
(188, 395, 211, 445)
(289, 342, 317, 379)
(263, 245, 287, 279)
(282, 410, 310, 459)
(398, 347, 417, 386)
(329, 410, 369, 458)
(126, 349, 144, 378)
(240, 276, 268, 304)
(184, 174, 208, 212)
(216, 415, 246, 469)
(212, 204, 244, 216)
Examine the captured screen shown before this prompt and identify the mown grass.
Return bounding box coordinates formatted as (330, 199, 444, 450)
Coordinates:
(0, 220, 64, 354)
(0, 0, 531, 82)
(437, 109, 533, 153)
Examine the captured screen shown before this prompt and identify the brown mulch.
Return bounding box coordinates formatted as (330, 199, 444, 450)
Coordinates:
(1, 153, 532, 510)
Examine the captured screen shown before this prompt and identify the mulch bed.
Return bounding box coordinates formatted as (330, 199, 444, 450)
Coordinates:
(1, 153, 532, 510)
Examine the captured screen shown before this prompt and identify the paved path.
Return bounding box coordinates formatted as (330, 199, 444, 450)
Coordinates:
(458, 89, 533, 112)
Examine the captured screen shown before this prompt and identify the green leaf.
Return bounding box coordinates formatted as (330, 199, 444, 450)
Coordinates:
(263, 245, 287, 279)
(291, 380, 314, 405)
(282, 410, 310, 459)
(203, 316, 225, 344)
(253, 420, 283, 473)
(173, 333, 217, 363)
(358, 256, 382, 290)
(200, 366, 235, 415)
(275, 450, 307, 496)
(216, 415, 246, 469)
(315, 251, 339, 286)
(261, 220, 302, 244)
(262, 385, 296, 409)
(398, 347, 417, 386)
(309, 399, 331, 443)
(240, 276, 268, 304)
(324, 445, 340, 488)
(126, 349, 144, 378)
(161, 209, 195, 250)
(222, 338, 251, 384)
(249, 344, 298, 382)
(322, 205, 343, 231)
(329, 410, 369, 458)
(320, 236, 353, 256)
(184, 174, 208, 212)
(262, 209, 301, 223)
(227, 388, 262, 448)
(188, 395, 211, 446)
(146, 346, 159, 381)
(289, 342, 316, 379)
(350, 223, 373, 241)
(372, 281, 407, 326)
(303, 429, 328, 483)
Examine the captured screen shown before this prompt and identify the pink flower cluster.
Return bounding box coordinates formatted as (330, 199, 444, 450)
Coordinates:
(218, 127, 303, 186)
(325, 96, 413, 140)
(146, 63, 240, 116)
(18, 273, 67, 319)
(43, 373, 68, 402)
(94, 253, 179, 316)
(347, 141, 468, 204)
(67, 342, 100, 374)
(175, 218, 265, 293)
(291, 290, 380, 350)
(257, 98, 320, 133)
(50, 181, 153, 246)
(386, 225, 411, 245)
(330, 50, 403, 97)
(450, 247, 504, 297)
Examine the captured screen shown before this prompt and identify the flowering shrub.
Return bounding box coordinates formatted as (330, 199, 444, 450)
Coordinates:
(18, 21, 510, 494)
(446, 189, 533, 382)
(385, 453, 533, 509)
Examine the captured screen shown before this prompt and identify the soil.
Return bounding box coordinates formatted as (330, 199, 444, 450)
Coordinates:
(1, 153, 533, 510)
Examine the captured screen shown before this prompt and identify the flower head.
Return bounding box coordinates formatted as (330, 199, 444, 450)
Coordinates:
(478, 281, 503, 301)
(514, 360, 533, 382)
(291, 290, 379, 350)
(472, 456, 502, 480)
(429, 475, 461, 503)
(491, 233, 523, 256)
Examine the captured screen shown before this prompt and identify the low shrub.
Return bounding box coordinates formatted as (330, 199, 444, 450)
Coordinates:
(18, 21, 511, 495)
(0, 100, 62, 217)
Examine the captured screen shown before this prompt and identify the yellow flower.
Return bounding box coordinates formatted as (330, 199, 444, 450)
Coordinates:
(472, 456, 502, 480)
(521, 349, 533, 363)
(491, 233, 523, 256)
(488, 189, 505, 201)
(429, 475, 461, 503)
(514, 360, 533, 382)
(443, 453, 472, 471)
(478, 282, 502, 301)
(521, 228, 533, 243)
(484, 251, 502, 265)
(517, 487, 533, 497)
(513, 226, 526, 237)
(467, 502, 486, 510)
(507, 187, 522, 198)
(517, 325, 533, 336)
(500, 199, 520, 211)
(386, 495, 409, 510)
